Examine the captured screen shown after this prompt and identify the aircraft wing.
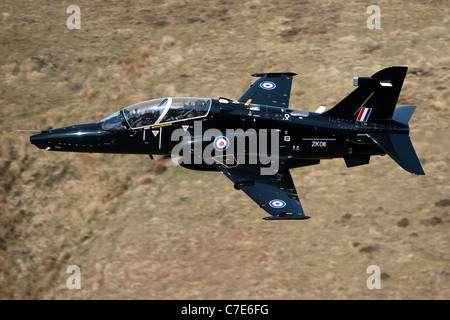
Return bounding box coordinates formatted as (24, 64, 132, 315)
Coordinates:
(212, 156, 309, 220)
(238, 72, 297, 108)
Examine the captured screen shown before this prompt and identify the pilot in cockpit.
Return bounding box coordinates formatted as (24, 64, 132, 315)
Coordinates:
(179, 101, 195, 119)
(142, 108, 158, 126)
(130, 108, 143, 127)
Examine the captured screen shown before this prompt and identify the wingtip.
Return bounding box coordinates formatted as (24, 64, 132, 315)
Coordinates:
(251, 72, 298, 78)
(263, 215, 311, 220)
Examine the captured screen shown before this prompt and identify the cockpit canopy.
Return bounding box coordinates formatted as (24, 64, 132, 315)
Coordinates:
(100, 97, 212, 131)
(124, 97, 211, 129)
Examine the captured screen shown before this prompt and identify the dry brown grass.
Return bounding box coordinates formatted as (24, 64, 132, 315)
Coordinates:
(79, 86, 99, 101)
(19, 59, 37, 76)
(106, 84, 128, 102)
(1, 63, 17, 77)
(137, 172, 152, 185)
(160, 35, 175, 49)
(430, 100, 446, 111)
(0, 0, 449, 300)
(153, 155, 172, 175)
(97, 69, 106, 83)
(119, 46, 153, 81)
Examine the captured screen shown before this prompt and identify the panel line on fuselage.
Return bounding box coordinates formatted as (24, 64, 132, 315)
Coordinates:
(301, 138, 337, 141)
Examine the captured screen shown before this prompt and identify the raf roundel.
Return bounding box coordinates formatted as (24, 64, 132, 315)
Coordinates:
(269, 199, 286, 208)
(214, 136, 229, 151)
(260, 81, 276, 90)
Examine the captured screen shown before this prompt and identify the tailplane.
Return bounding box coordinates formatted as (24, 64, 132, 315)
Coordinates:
(391, 105, 416, 125)
(366, 132, 424, 175)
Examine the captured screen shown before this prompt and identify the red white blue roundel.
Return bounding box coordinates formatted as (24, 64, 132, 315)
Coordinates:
(260, 81, 276, 90)
(214, 136, 229, 151)
(269, 199, 286, 208)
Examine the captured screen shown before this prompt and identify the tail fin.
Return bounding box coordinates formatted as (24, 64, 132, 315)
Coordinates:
(322, 66, 408, 121)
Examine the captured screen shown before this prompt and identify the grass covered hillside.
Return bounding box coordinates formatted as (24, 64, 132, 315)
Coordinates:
(0, 0, 449, 299)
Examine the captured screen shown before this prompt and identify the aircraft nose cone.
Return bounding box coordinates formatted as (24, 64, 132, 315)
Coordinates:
(30, 131, 50, 149)
(30, 123, 106, 152)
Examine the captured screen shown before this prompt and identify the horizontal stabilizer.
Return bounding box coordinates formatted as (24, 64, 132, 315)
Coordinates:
(367, 132, 424, 175)
(392, 105, 416, 125)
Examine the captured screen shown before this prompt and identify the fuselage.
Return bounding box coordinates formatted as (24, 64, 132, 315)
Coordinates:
(30, 97, 408, 168)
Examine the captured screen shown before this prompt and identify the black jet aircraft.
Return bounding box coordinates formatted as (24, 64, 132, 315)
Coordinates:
(30, 66, 424, 220)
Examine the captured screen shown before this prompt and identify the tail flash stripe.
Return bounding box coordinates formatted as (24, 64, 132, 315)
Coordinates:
(357, 107, 372, 122)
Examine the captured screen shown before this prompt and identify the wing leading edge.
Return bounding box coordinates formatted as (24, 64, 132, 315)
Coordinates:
(212, 157, 309, 220)
(238, 72, 297, 108)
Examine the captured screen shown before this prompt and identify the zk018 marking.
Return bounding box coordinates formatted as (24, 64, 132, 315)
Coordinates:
(311, 141, 327, 147)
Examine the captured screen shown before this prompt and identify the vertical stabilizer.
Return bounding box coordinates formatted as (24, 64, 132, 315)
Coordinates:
(322, 66, 408, 121)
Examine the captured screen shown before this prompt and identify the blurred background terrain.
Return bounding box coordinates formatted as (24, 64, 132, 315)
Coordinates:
(0, 0, 449, 299)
